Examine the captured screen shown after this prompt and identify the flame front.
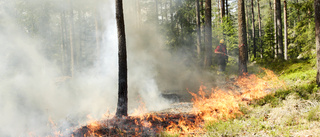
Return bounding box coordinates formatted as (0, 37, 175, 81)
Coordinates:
(69, 68, 284, 136)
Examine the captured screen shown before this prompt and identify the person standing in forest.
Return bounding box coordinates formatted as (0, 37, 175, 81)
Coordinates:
(215, 39, 228, 72)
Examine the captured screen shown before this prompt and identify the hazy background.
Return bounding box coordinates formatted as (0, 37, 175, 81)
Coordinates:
(0, 0, 207, 136)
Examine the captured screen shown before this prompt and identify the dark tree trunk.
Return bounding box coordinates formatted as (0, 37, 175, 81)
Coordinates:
(257, 0, 263, 58)
(201, 0, 205, 47)
(115, 0, 128, 117)
(238, 0, 248, 75)
(276, 0, 283, 59)
(315, 0, 320, 86)
(204, 0, 212, 67)
(251, 0, 256, 59)
(196, 0, 201, 60)
(284, 0, 288, 60)
(245, 0, 250, 61)
(226, 0, 228, 17)
(221, 0, 225, 23)
(274, 0, 278, 58)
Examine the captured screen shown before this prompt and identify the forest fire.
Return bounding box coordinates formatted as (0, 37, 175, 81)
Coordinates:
(69, 69, 284, 136)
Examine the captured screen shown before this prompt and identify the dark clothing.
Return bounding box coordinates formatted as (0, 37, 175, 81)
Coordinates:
(215, 44, 228, 71)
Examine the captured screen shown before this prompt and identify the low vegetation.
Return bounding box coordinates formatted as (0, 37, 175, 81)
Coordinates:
(204, 59, 320, 136)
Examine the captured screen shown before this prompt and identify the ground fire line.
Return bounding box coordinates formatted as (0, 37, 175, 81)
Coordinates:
(56, 69, 284, 136)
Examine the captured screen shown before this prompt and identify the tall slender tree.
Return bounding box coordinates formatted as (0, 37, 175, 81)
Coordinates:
(196, 0, 201, 61)
(226, 0, 228, 17)
(276, 0, 283, 59)
(251, 0, 256, 58)
(315, 0, 320, 86)
(257, 0, 263, 58)
(238, 0, 247, 75)
(284, 0, 288, 60)
(115, 0, 128, 117)
(274, 0, 278, 58)
(221, 0, 225, 23)
(204, 0, 212, 67)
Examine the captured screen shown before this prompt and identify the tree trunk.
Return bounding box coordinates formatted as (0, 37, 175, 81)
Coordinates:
(238, 0, 248, 75)
(201, 0, 205, 56)
(245, 0, 250, 61)
(204, 0, 212, 67)
(170, 0, 173, 29)
(115, 0, 128, 117)
(274, 0, 278, 58)
(251, 0, 256, 59)
(284, 0, 288, 60)
(315, 0, 320, 86)
(218, 0, 220, 22)
(276, 0, 283, 59)
(221, 0, 225, 23)
(257, 0, 263, 58)
(69, 2, 75, 77)
(226, 0, 228, 17)
(196, 0, 201, 61)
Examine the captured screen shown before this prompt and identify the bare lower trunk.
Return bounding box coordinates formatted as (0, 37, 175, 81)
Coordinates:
(315, 0, 320, 86)
(115, 0, 128, 117)
(251, 0, 256, 59)
(258, 0, 263, 58)
(284, 0, 288, 60)
(196, 0, 201, 60)
(274, 0, 278, 58)
(221, 0, 225, 23)
(276, 0, 283, 59)
(204, 0, 212, 67)
(238, 0, 247, 75)
(226, 0, 228, 17)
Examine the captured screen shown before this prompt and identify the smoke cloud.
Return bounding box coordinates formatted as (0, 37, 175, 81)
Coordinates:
(0, 0, 207, 136)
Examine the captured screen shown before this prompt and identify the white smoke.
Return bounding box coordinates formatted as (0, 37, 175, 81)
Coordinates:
(0, 0, 172, 136)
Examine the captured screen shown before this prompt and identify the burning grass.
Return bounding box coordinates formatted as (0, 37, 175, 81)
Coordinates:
(67, 69, 284, 136)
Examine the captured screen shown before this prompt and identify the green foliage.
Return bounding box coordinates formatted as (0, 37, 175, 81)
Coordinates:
(221, 17, 239, 59)
(261, 11, 275, 60)
(307, 106, 320, 121)
(253, 82, 319, 108)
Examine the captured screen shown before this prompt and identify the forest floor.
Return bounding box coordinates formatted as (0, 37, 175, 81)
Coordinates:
(202, 59, 320, 137)
(158, 59, 320, 136)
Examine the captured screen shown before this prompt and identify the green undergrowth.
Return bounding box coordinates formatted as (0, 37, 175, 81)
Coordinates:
(253, 82, 319, 107)
(204, 59, 320, 136)
(259, 59, 316, 85)
(205, 93, 320, 136)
